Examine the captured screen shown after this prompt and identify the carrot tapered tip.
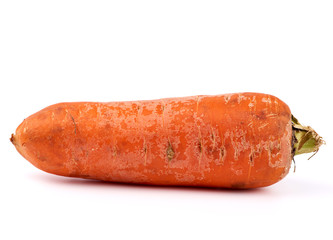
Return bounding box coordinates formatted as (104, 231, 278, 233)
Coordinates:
(10, 134, 16, 145)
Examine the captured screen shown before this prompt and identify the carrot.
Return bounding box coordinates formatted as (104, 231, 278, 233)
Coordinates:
(10, 92, 324, 188)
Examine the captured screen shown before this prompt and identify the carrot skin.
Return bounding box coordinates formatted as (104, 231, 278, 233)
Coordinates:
(12, 92, 292, 188)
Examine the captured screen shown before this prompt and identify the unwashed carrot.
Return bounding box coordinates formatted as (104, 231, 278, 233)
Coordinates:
(10, 92, 324, 188)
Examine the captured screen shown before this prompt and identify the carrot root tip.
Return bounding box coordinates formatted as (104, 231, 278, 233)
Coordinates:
(10, 134, 16, 145)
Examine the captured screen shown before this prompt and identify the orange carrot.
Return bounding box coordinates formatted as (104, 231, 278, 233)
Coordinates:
(10, 92, 324, 188)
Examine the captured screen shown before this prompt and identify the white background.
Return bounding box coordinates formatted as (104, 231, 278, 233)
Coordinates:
(1, 1, 332, 239)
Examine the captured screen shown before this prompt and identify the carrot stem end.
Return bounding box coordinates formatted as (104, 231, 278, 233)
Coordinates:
(292, 115, 325, 156)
